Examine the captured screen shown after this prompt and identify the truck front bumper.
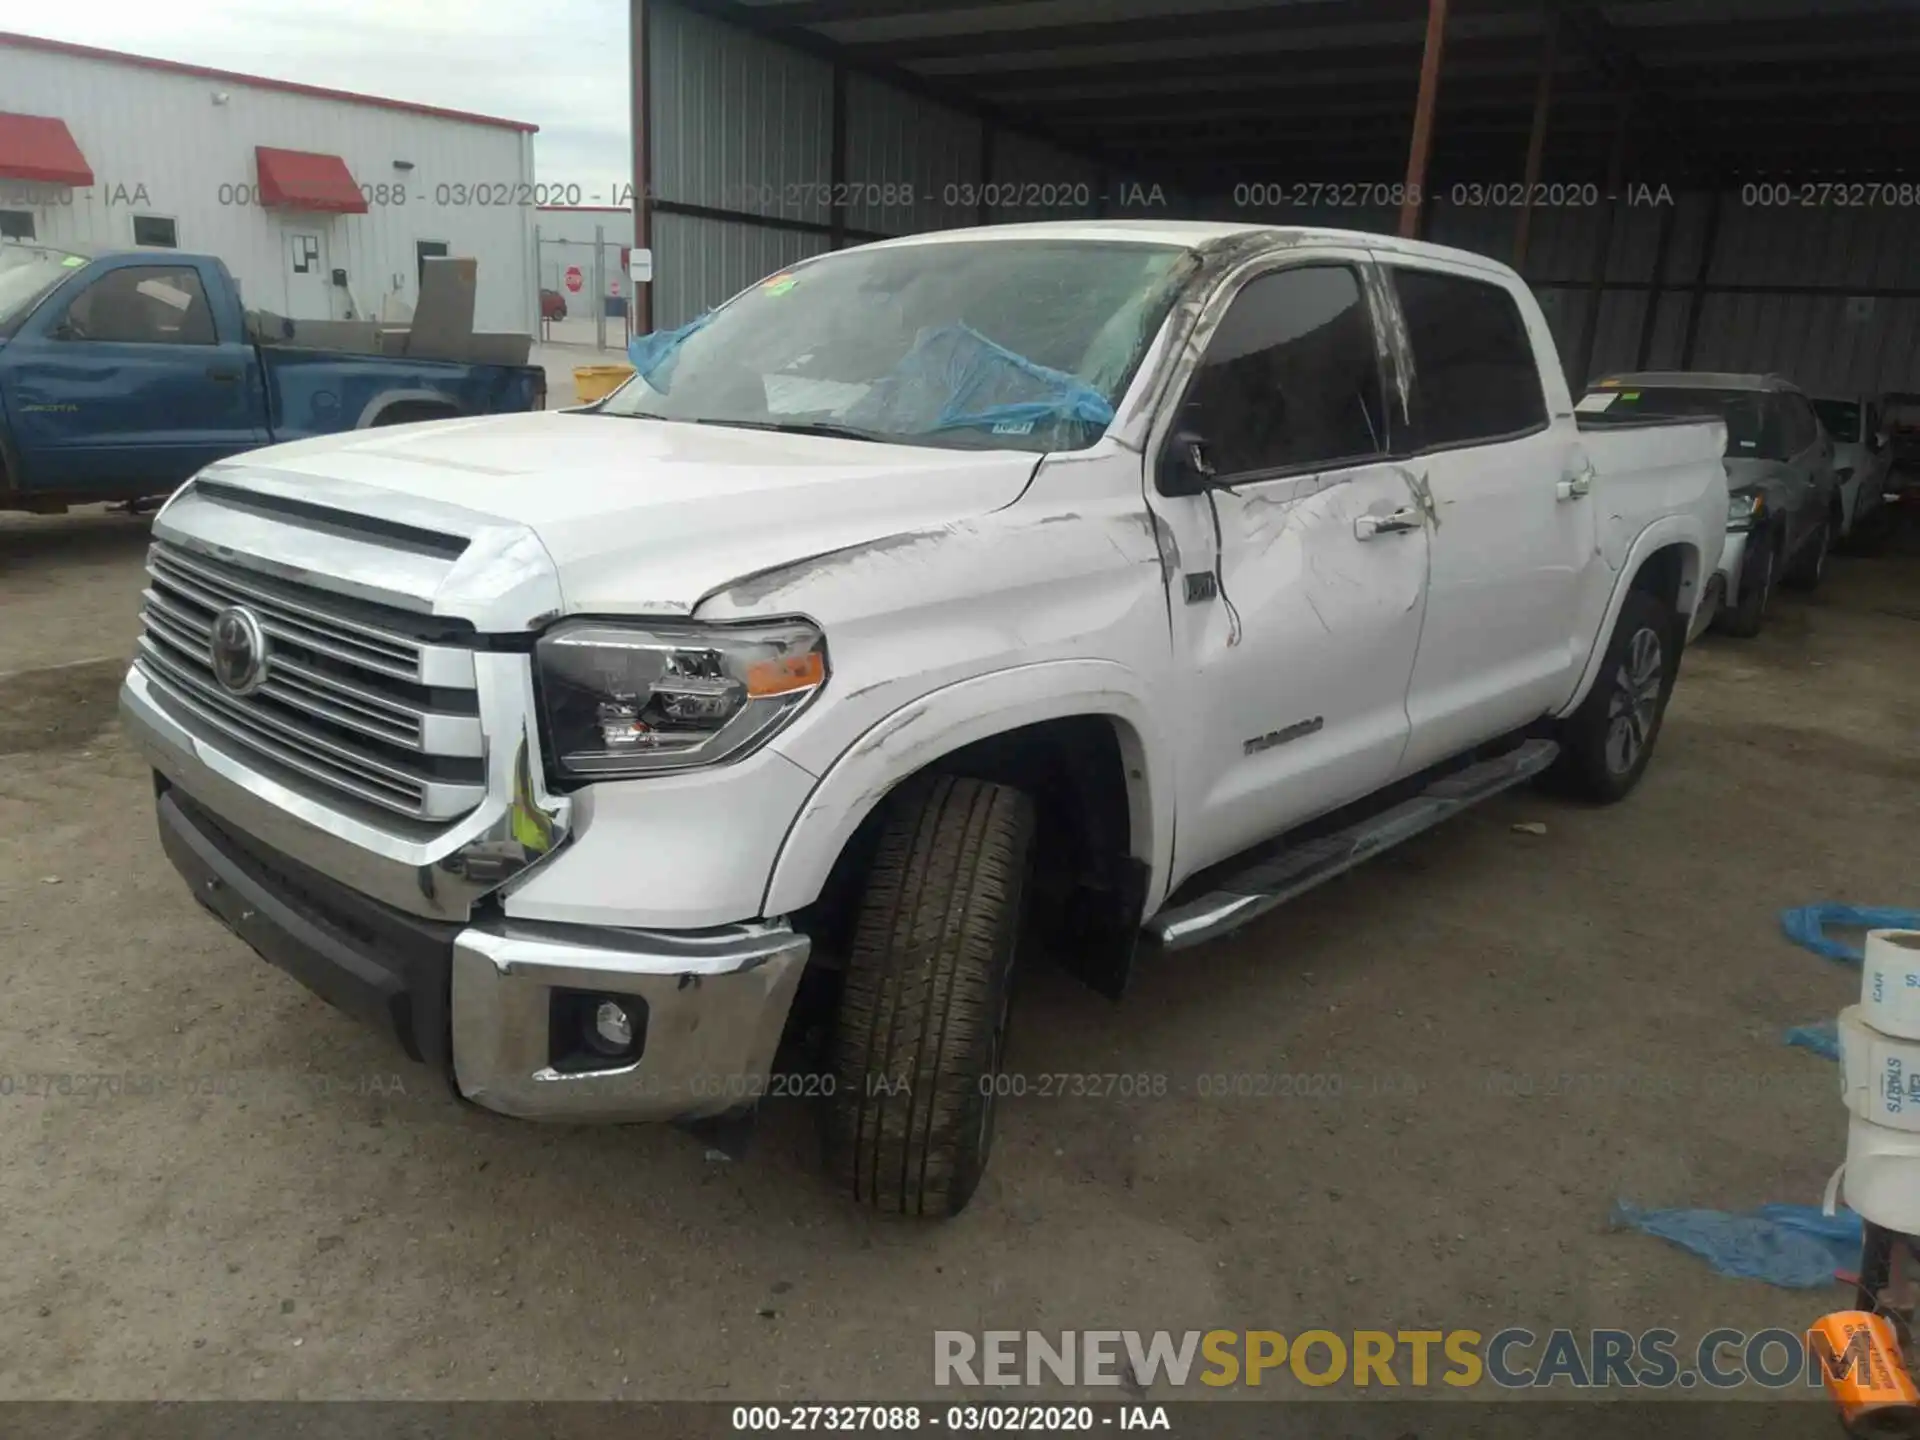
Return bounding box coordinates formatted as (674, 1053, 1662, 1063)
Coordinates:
(153, 780, 809, 1123)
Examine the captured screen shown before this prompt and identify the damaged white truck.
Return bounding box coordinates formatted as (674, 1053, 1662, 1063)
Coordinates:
(122, 222, 1727, 1215)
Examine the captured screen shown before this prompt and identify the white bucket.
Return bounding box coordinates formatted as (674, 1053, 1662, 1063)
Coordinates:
(1839, 1005, 1920, 1133)
(1843, 1109, 1920, 1233)
(1862, 929, 1920, 1041)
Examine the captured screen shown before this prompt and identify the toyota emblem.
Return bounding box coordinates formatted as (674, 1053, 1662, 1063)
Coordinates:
(208, 605, 269, 696)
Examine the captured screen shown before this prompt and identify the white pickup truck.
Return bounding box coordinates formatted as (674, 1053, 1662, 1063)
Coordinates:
(121, 222, 1727, 1216)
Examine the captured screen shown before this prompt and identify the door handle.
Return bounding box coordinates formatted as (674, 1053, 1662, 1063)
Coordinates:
(1556, 469, 1593, 501)
(1354, 507, 1422, 540)
(206, 366, 241, 383)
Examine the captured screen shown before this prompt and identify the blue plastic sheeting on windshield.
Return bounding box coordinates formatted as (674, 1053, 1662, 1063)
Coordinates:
(1784, 1021, 1841, 1061)
(1779, 903, 1920, 965)
(1611, 1201, 1861, 1289)
(841, 324, 1115, 438)
(627, 313, 712, 390)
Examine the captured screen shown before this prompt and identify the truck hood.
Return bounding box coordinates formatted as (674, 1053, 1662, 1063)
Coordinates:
(184, 411, 1041, 621)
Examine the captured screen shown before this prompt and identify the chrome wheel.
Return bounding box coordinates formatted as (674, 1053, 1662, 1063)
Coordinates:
(1604, 626, 1665, 775)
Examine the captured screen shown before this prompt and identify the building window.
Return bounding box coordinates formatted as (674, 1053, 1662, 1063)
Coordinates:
(416, 240, 450, 287)
(0, 210, 34, 240)
(132, 215, 178, 248)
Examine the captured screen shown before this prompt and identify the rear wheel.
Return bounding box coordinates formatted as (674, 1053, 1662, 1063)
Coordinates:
(1550, 589, 1679, 803)
(825, 774, 1035, 1217)
(1717, 531, 1777, 638)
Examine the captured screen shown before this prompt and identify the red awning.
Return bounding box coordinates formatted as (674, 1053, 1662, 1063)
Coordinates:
(0, 112, 94, 187)
(255, 146, 368, 214)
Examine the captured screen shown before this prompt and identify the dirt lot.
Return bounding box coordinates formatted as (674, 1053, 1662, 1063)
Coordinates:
(1, 503, 1916, 1403)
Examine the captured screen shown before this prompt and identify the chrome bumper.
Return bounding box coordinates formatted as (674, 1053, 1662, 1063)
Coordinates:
(143, 727, 811, 1125)
(452, 922, 809, 1121)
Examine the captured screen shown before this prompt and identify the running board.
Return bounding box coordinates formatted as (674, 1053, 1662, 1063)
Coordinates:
(1146, 739, 1560, 952)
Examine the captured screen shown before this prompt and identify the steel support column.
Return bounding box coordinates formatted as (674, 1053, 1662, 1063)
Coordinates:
(830, 61, 849, 249)
(1512, 12, 1558, 268)
(1398, 0, 1449, 238)
(1678, 190, 1725, 368)
(1633, 196, 1680, 367)
(628, 0, 653, 335)
(1572, 102, 1630, 389)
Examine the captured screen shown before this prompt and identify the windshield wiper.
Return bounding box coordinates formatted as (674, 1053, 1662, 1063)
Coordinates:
(689, 417, 891, 444)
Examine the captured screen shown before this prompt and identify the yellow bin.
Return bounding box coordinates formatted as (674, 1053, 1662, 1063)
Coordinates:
(573, 364, 635, 403)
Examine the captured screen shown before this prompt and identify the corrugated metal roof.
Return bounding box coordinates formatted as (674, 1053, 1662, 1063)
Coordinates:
(701, 0, 1917, 181)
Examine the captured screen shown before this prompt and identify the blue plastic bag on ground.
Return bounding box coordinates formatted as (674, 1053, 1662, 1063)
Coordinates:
(1785, 1020, 1841, 1061)
(1612, 1201, 1860, 1289)
(1780, 903, 1920, 965)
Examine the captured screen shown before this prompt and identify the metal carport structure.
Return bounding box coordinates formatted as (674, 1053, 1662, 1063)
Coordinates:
(625, 0, 1920, 394)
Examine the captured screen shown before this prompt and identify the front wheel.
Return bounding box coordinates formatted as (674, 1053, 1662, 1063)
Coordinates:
(1716, 532, 1776, 638)
(1549, 589, 1680, 803)
(825, 774, 1035, 1216)
(1782, 513, 1832, 591)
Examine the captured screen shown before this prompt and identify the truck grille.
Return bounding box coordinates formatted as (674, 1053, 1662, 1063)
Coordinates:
(135, 543, 487, 821)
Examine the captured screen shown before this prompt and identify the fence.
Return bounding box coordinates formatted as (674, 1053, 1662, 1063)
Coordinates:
(534, 231, 632, 351)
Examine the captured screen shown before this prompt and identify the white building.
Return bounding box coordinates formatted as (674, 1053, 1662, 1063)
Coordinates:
(0, 31, 540, 333)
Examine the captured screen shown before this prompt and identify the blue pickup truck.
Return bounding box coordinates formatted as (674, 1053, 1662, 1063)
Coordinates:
(0, 242, 545, 513)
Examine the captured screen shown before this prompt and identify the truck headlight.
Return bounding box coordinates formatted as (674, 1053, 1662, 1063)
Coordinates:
(535, 620, 826, 777)
(1727, 491, 1765, 531)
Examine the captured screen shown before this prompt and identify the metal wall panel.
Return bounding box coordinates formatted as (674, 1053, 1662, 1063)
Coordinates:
(987, 132, 1102, 225)
(842, 77, 981, 236)
(0, 46, 537, 331)
(651, 210, 828, 329)
(649, 2, 834, 227)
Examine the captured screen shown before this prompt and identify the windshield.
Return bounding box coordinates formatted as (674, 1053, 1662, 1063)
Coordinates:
(1584, 384, 1777, 460)
(0, 244, 87, 335)
(1812, 398, 1861, 443)
(598, 239, 1193, 452)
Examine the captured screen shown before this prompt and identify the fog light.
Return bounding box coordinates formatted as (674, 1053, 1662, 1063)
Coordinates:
(593, 1000, 633, 1050)
(548, 989, 646, 1073)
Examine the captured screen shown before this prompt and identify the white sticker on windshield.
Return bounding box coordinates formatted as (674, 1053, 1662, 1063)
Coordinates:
(1575, 392, 1619, 413)
(991, 420, 1035, 435)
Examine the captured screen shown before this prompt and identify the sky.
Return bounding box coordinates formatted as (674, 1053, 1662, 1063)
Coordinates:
(15, 0, 634, 189)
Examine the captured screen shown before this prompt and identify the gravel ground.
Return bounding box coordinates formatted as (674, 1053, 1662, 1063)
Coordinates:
(0, 502, 1915, 1404)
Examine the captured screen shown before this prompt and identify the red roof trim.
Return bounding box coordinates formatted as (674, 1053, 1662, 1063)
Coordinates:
(256, 146, 369, 214)
(0, 30, 538, 133)
(0, 111, 94, 187)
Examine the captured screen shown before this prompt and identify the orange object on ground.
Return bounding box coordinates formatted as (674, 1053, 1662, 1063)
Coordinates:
(1811, 1310, 1920, 1436)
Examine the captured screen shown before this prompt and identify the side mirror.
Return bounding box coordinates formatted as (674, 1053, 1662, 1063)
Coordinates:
(48, 318, 78, 341)
(1159, 429, 1218, 497)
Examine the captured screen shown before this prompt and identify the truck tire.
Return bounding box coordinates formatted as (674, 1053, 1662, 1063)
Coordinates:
(826, 774, 1035, 1217)
(1782, 509, 1834, 590)
(1549, 589, 1680, 804)
(1716, 530, 1777, 638)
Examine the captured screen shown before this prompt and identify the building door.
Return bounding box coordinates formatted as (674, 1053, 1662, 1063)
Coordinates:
(281, 228, 331, 320)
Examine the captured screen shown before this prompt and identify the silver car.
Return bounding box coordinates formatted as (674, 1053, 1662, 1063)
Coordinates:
(1812, 394, 1892, 540)
(1580, 372, 1839, 638)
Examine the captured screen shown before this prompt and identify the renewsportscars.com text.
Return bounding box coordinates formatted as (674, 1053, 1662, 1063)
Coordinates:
(934, 1327, 1878, 1391)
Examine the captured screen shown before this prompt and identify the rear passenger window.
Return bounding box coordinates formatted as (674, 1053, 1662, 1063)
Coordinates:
(1175, 264, 1387, 480)
(1390, 267, 1546, 449)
